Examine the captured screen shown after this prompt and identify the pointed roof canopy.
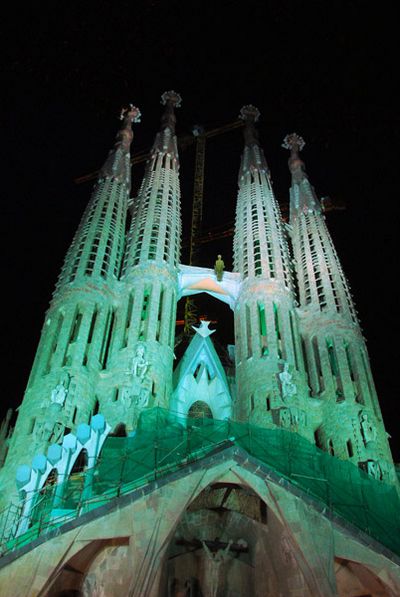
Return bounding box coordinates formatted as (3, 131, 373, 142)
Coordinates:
(99, 104, 141, 184)
(173, 322, 230, 397)
(238, 105, 269, 180)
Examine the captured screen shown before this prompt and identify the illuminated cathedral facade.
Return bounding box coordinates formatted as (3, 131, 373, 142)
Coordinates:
(0, 93, 399, 596)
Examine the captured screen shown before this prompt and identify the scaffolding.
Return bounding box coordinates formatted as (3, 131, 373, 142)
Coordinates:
(1, 408, 399, 558)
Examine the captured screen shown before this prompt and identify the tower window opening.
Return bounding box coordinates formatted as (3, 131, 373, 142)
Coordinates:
(62, 309, 83, 366)
(289, 311, 299, 370)
(83, 308, 98, 366)
(328, 439, 335, 456)
(273, 303, 283, 359)
(250, 394, 255, 412)
(301, 337, 314, 395)
(44, 312, 64, 374)
(246, 304, 252, 358)
(266, 395, 271, 411)
(100, 309, 115, 369)
(258, 302, 268, 355)
(346, 439, 354, 458)
(72, 407, 78, 424)
(92, 398, 100, 416)
(139, 288, 151, 340)
(28, 418, 36, 435)
(122, 293, 134, 348)
(156, 287, 164, 342)
(326, 338, 344, 401)
(314, 429, 323, 450)
(312, 337, 324, 393)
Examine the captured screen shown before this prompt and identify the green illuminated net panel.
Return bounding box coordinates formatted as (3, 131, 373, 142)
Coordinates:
(1, 408, 399, 557)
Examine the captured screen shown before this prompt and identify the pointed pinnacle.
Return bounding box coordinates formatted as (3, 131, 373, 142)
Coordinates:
(239, 104, 260, 123)
(160, 90, 182, 108)
(282, 133, 305, 153)
(120, 104, 142, 123)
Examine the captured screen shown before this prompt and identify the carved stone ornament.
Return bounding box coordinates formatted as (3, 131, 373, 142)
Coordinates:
(360, 411, 377, 445)
(50, 374, 70, 407)
(131, 344, 149, 380)
(279, 362, 297, 401)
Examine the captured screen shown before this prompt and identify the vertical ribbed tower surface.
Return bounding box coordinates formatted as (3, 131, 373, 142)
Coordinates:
(233, 107, 310, 435)
(0, 105, 141, 505)
(285, 134, 395, 481)
(109, 91, 183, 429)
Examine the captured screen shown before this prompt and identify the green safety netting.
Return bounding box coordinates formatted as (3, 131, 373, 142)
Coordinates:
(2, 407, 400, 557)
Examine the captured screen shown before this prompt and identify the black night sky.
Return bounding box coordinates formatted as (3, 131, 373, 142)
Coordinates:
(2, 1, 399, 459)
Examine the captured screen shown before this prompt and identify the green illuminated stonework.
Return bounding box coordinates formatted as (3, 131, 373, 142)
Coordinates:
(0, 100, 399, 596)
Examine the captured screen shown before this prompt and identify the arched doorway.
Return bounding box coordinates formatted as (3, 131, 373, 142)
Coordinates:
(162, 481, 308, 596)
(334, 557, 392, 596)
(46, 538, 130, 597)
(188, 400, 213, 421)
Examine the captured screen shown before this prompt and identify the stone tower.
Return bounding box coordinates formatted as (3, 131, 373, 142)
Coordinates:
(0, 99, 399, 597)
(284, 132, 395, 482)
(84, 91, 183, 433)
(233, 106, 310, 436)
(0, 104, 141, 505)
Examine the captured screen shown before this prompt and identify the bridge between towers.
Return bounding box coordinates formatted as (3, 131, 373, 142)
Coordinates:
(178, 264, 241, 310)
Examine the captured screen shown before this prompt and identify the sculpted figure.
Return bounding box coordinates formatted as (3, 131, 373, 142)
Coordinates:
(367, 460, 382, 480)
(360, 411, 377, 445)
(131, 344, 149, 379)
(214, 255, 225, 282)
(50, 374, 69, 406)
(202, 539, 233, 597)
(279, 362, 297, 400)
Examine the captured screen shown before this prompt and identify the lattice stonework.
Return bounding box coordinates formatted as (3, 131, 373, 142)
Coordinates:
(285, 133, 393, 477)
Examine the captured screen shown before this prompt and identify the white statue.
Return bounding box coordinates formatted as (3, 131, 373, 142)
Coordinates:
(202, 539, 233, 597)
(131, 344, 149, 379)
(279, 363, 297, 400)
(360, 412, 377, 445)
(50, 374, 69, 406)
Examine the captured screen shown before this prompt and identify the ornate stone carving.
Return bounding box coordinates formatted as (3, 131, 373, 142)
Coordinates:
(131, 344, 149, 380)
(201, 539, 233, 597)
(360, 411, 377, 445)
(50, 373, 70, 407)
(366, 460, 382, 480)
(279, 363, 297, 401)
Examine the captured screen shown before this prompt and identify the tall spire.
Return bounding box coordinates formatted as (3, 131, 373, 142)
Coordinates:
(116, 91, 183, 429)
(233, 106, 309, 435)
(150, 90, 182, 161)
(124, 91, 182, 273)
(282, 133, 321, 215)
(57, 105, 141, 290)
(234, 105, 292, 287)
(99, 104, 141, 184)
(238, 105, 269, 180)
(286, 136, 395, 481)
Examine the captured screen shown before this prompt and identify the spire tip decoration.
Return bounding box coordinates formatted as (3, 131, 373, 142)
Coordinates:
(282, 133, 305, 152)
(119, 104, 142, 123)
(239, 105, 260, 123)
(160, 90, 182, 108)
